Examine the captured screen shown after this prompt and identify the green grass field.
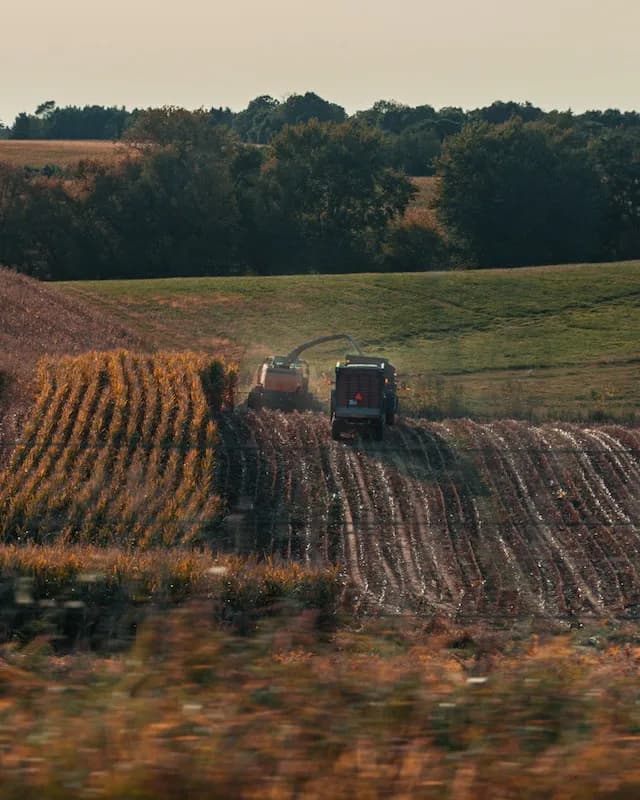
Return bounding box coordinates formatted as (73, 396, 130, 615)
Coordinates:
(64, 261, 640, 421)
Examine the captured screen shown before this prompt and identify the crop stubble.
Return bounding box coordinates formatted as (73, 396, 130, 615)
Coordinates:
(3, 344, 640, 623)
(218, 411, 640, 620)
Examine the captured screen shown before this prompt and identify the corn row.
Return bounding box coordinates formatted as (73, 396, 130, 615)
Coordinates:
(0, 350, 234, 547)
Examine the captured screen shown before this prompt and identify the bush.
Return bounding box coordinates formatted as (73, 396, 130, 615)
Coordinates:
(384, 221, 451, 271)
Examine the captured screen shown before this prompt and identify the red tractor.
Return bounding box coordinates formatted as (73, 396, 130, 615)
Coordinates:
(330, 355, 398, 441)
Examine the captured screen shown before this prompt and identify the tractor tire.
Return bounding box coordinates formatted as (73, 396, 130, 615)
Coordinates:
(372, 420, 384, 441)
(295, 391, 312, 412)
(247, 389, 263, 411)
(331, 418, 343, 441)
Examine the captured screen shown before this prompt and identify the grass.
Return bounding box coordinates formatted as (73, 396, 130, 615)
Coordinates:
(0, 140, 126, 168)
(64, 261, 640, 421)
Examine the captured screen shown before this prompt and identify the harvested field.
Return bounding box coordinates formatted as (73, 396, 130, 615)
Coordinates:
(0, 351, 236, 547)
(0, 268, 141, 457)
(219, 412, 640, 620)
(0, 139, 125, 168)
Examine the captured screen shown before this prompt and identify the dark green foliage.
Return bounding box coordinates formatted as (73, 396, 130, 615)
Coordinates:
(0, 115, 416, 279)
(6, 94, 640, 277)
(84, 142, 242, 279)
(591, 130, 640, 259)
(388, 124, 441, 175)
(435, 120, 607, 267)
(10, 103, 130, 140)
(232, 95, 281, 143)
(10, 112, 32, 139)
(472, 100, 544, 125)
(251, 120, 415, 273)
(232, 92, 347, 144)
(384, 222, 450, 272)
(123, 106, 227, 150)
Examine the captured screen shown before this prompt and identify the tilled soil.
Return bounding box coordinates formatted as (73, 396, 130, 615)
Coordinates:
(218, 411, 640, 621)
(0, 268, 142, 459)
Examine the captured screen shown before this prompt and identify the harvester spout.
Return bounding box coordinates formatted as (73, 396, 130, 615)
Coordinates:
(285, 334, 362, 363)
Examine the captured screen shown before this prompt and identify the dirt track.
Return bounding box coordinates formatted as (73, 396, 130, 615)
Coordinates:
(219, 412, 640, 620)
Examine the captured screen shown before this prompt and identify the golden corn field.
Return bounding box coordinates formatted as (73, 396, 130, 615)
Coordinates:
(0, 351, 236, 547)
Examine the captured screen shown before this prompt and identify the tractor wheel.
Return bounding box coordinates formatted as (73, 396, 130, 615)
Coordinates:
(295, 391, 311, 412)
(372, 420, 384, 441)
(247, 389, 263, 411)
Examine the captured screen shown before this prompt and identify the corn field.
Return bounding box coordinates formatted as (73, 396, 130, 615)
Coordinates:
(0, 351, 236, 547)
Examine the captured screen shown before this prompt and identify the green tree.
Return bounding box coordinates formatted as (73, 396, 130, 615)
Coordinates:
(389, 124, 441, 175)
(435, 120, 606, 267)
(233, 95, 281, 143)
(280, 92, 346, 126)
(254, 120, 415, 273)
(123, 106, 226, 151)
(9, 112, 32, 139)
(592, 129, 640, 259)
(86, 131, 242, 278)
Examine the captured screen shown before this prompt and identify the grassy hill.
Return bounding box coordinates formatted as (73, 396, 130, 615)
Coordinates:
(64, 261, 640, 421)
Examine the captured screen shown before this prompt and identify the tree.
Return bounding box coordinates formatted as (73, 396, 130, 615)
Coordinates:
(87, 125, 242, 278)
(389, 124, 441, 175)
(435, 120, 606, 267)
(592, 129, 640, 258)
(9, 113, 32, 139)
(473, 101, 543, 125)
(253, 120, 415, 272)
(280, 92, 346, 126)
(123, 106, 229, 151)
(233, 95, 281, 143)
(35, 100, 56, 118)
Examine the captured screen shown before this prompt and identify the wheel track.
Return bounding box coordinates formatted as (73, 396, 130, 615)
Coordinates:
(193, 411, 640, 620)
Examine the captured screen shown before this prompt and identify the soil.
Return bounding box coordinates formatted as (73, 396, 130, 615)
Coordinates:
(218, 411, 640, 622)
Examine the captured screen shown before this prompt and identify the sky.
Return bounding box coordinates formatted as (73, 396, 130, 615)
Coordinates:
(2, 0, 639, 125)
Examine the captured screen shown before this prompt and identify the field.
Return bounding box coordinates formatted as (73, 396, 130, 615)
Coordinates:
(0, 139, 125, 167)
(404, 175, 439, 227)
(219, 412, 640, 618)
(66, 260, 640, 422)
(0, 351, 235, 547)
(2, 265, 640, 796)
(0, 267, 141, 458)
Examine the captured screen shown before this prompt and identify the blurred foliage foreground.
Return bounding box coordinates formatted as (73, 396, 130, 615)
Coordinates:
(2, 597, 640, 797)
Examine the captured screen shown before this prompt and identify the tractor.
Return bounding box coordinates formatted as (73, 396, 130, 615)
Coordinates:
(247, 334, 362, 412)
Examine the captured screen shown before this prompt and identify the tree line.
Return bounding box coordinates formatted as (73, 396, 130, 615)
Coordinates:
(4, 93, 640, 176)
(0, 110, 416, 279)
(1, 104, 639, 278)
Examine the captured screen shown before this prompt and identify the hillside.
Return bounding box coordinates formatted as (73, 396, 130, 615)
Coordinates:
(219, 411, 640, 617)
(0, 268, 141, 455)
(65, 260, 640, 422)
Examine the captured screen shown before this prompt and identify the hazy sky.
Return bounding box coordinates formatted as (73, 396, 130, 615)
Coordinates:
(2, 0, 639, 124)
